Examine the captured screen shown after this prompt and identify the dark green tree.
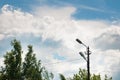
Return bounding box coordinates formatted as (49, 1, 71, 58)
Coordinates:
(22, 45, 54, 80)
(0, 66, 7, 80)
(59, 74, 66, 80)
(42, 68, 54, 80)
(0, 39, 54, 80)
(0, 39, 22, 80)
(23, 45, 43, 80)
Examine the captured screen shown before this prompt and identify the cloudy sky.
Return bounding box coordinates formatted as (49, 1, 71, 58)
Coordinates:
(0, 0, 120, 80)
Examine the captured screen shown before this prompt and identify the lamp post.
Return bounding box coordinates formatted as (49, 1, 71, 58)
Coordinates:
(76, 39, 91, 80)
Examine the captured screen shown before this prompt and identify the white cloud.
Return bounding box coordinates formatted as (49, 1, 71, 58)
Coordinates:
(0, 57, 4, 67)
(83, 49, 120, 79)
(0, 34, 5, 40)
(94, 25, 120, 50)
(0, 4, 120, 79)
(34, 6, 76, 20)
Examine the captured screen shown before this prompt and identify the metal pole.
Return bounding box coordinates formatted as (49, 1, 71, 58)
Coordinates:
(76, 39, 91, 80)
(87, 46, 90, 80)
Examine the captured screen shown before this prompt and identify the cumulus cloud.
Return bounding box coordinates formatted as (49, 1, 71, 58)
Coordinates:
(34, 6, 76, 20)
(0, 4, 120, 79)
(91, 49, 120, 75)
(94, 26, 120, 50)
(0, 5, 37, 36)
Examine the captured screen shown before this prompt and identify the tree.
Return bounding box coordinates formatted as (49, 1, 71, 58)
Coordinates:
(0, 39, 54, 80)
(23, 45, 54, 80)
(59, 74, 66, 80)
(42, 68, 54, 80)
(73, 69, 87, 80)
(60, 68, 112, 80)
(0, 39, 22, 80)
(91, 74, 101, 80)
(22, 45, 43, 80)
(104, 75, 112, 80)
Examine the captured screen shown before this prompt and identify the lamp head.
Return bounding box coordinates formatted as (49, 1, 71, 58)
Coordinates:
(79, 52, 86, 61)
(76, 39, 82, 44)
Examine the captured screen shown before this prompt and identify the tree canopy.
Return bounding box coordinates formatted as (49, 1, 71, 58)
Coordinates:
(0, 39, 53, 80)
(59, 69, 112, 80)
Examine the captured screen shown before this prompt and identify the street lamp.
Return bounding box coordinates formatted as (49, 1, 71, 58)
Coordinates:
(76, 38, 91, 80)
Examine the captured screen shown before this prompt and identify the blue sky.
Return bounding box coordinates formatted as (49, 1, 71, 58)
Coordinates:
(0, 0, 120, 20)
(0, 0, 120, 80)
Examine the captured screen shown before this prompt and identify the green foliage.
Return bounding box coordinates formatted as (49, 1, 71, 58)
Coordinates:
(22, 45, 43, 80)
(0, 39, 54, 80)
(42, 68, 54, 80)
(59, 74, 66, 80)
(1, 39, 22, 80)
(91, 74, 101, 80)
(104, 75, 112, 80)
(72, 69, 87, 80)
(60, 68, 112, 80)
